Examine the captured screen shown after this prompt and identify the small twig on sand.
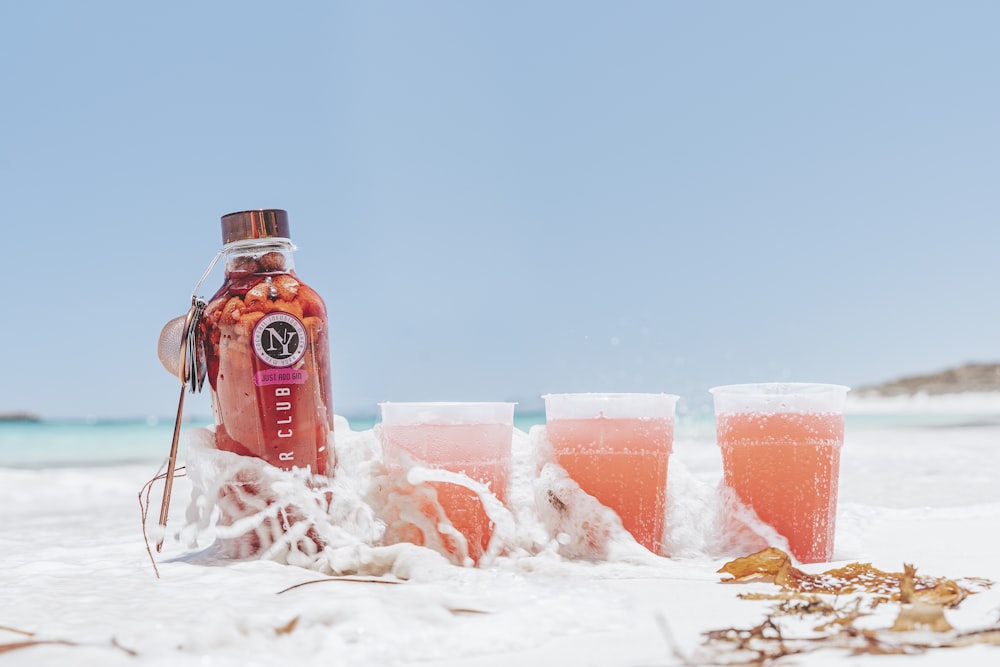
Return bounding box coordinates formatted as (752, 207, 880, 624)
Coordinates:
(277, 576, 403, 595)
(138, 467, 187, 579)
(0, 626, 34, 637)
(655, 613, 696, 666)
(0, 637, 137, 657)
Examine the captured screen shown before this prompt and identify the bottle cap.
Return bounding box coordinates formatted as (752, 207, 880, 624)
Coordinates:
(220, 209, 290, 245)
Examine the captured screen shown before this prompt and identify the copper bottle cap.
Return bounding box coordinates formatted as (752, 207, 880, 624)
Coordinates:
(220, 209, 291, 244)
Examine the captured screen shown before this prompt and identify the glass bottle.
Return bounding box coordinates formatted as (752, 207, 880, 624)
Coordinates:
(200, 209, 333, 476)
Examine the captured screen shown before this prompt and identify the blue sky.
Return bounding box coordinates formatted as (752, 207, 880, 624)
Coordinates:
(2, 2, 999, 420)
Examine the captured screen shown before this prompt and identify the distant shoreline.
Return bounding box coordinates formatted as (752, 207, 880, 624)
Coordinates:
(854, 361, 1000, 396)
(0, 412, 41, 423)
(847, 390, 1000, 415)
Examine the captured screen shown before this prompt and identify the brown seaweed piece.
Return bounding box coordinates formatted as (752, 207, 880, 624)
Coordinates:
(718, 547, 988, 608)
(698, 549, 999, 663)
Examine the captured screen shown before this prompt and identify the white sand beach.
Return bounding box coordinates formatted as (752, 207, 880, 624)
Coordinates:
(2, 396, 999, 666)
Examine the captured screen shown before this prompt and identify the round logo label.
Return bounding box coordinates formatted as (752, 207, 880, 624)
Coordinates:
(252, 312, 307, 367)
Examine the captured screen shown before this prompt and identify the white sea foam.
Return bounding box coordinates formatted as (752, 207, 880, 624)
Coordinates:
(176, 417, 789, 578)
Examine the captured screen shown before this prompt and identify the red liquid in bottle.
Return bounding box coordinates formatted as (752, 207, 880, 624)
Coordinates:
(201, 249, 333, 476)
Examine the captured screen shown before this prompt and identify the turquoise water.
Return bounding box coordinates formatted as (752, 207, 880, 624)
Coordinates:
(0, 413, 542, 468)
(3, 410, 999, 469)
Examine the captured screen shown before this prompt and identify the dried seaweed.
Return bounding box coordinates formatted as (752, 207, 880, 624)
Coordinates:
(718, 546, 989, 608)
(698, 547, 998, 664)
(274, 616, 300, 635)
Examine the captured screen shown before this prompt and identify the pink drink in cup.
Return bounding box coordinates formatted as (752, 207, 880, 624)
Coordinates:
(543, 393, 679, 554)
(378, 402, 515, 563)
(710, 383, 849, 563)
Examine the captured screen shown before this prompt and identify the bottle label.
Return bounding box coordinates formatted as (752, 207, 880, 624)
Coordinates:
(253, 368, 309, 386)
(252, 312, 307, 367)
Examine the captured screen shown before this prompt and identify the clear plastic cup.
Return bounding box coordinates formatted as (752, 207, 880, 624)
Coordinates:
(710, 382, 849, 563)
(378, 401, 515, 563)
(542, 392, 679, 553)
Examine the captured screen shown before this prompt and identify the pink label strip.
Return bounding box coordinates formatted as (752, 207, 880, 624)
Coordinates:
(253, 369, 309, 386)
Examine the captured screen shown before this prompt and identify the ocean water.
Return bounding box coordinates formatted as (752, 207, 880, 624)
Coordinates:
(3, 408, 999, 469)
(0, 413, 538, 469)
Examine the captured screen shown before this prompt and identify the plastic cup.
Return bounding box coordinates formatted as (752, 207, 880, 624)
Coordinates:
(710, 382, 849, 563)
(378, 401, 515, 563)
(542, 392, 679, 553)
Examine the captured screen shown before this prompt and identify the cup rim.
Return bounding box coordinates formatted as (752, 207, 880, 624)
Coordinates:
(378, 400, 518, 407)
(709, 383, 850, 414)
(378, 401, 517, 425)
(708, 382, 850, 397)
(541, 392, 681, 401)
(542, 392, 679, 419)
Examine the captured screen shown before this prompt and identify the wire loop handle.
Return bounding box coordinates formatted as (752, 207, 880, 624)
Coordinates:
(155, 250, 223, 551)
